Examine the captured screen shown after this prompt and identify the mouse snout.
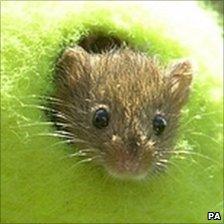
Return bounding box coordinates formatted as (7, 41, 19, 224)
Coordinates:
(103, 134, 154, 179)
(127, 137, 141, 153)
(111, 134, 144, 153)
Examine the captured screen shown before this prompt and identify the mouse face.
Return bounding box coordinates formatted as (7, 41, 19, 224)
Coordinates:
(52, 46, 193, 180)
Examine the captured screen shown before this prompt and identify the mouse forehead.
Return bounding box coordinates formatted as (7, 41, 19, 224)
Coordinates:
(90, 52, 166, 110)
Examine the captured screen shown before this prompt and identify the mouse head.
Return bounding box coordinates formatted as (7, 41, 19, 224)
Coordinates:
(53, 46, 193, 180)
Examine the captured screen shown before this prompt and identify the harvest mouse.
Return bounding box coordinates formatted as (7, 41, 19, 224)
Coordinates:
(50, 45, 193, 180)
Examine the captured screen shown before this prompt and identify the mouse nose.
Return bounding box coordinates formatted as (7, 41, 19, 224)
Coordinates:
(127, 137, 140, 153)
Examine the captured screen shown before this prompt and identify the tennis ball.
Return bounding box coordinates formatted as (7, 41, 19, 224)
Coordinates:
(1, 1, 223, 223)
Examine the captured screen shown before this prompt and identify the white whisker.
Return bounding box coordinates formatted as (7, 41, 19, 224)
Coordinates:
(68, 152, 87, 158)
(34, 132, 74, 139)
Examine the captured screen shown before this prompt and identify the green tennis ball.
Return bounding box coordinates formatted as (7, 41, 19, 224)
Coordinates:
(1, 2, 223, 223)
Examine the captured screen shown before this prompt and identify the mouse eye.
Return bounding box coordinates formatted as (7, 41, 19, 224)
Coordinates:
(92, 108, 110, 129)
(153, 114, 167, 136)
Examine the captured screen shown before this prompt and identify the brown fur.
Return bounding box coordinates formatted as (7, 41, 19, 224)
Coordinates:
(52, 46, 193, 180)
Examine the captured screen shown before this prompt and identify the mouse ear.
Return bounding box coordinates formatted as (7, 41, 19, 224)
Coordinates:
(56, 46, 91, 87)
(167, 60, 193, 109)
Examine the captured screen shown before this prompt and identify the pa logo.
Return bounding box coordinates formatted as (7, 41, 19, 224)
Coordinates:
(207, 212, 221, 220)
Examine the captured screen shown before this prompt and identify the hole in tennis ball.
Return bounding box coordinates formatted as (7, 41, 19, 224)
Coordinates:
(78, 33, 124, 54)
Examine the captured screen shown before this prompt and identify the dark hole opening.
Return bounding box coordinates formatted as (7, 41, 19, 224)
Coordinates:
(78, 34, 124, 54)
